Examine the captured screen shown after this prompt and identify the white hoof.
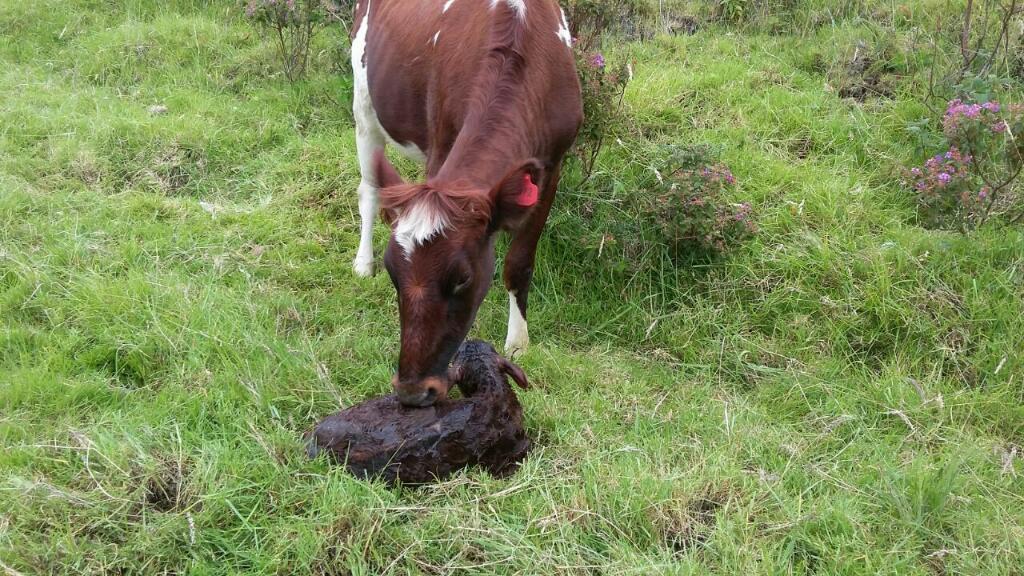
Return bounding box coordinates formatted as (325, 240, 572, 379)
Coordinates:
(505, 291, 529, 358)
(353, 257, 375, 278)
(504, 334, 529, 359)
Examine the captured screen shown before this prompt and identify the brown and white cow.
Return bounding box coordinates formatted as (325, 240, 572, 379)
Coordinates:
(350, 0, 582, 406)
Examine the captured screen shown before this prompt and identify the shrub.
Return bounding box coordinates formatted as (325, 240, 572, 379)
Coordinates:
(561, 0, 657, 50)
(714, 0, 798, 25)
(560, 1, 639, 178)
(573, 48, 631, 178)
(904, 99, 1024, 230)
(919, 1, 1022, 109)
(640, 145, 756, 261)
(242, 0, 348, 82)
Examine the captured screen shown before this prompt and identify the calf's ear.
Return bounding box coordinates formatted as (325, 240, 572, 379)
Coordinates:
(490, 159, 545, 229)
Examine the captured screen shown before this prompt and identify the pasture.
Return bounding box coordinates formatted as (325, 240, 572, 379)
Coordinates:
(2, 0, 1023, 573)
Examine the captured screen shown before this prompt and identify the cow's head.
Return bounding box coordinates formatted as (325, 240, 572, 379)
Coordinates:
(374, 152, 543, 406)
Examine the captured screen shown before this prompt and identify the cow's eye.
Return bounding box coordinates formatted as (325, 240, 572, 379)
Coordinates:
(452, 274, 472, 295)
(447, 258, 473, 296)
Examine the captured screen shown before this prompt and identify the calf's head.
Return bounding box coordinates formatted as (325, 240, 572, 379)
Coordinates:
(374, 153, 542, 406)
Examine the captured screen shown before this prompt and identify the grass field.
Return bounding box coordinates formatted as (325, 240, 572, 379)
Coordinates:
(2, 1, 1024, 574)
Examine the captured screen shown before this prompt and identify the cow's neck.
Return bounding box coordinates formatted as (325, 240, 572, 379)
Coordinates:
(435, 120, 530, 190)
(432, 16, 532, 191)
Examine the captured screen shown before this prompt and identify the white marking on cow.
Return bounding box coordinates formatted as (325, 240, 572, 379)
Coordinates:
(394, 200, 450, 258)
(556, 7, 572, 48)
(432, 30, 440, 46)
(491, 0, 525, 19)
(505, 291, 529, 356)
(387, 138, 426, 162)
(350, 0, 430, 273)
(442, 0, 456, 13)
(351, 0, 381, 276)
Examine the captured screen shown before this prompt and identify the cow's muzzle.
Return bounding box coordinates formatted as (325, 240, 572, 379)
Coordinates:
(393, 375, 449, 407)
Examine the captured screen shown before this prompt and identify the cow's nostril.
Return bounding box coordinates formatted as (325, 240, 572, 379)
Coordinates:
(423, 387, 437, 403)
(395, 376, 447, 407)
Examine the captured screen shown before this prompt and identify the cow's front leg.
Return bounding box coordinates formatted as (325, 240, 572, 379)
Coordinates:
(502, 163, 560, 357)
(504, 289, 530, 358)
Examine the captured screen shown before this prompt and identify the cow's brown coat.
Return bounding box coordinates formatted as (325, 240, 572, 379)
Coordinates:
(352, 0, 582, 405)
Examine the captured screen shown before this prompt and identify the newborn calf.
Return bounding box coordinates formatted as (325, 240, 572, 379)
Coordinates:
(306, 341, 531, 485)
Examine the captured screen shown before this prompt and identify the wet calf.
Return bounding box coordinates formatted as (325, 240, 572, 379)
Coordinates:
(306, 341, 531, 485)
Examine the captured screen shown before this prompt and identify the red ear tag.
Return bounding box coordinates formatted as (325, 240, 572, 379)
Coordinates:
(515, 173, 540, 207)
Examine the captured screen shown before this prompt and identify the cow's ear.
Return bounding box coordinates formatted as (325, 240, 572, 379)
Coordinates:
(374, 150, 406, 224)
(490, 159, 544, 228)
(374, 150, 405, 189)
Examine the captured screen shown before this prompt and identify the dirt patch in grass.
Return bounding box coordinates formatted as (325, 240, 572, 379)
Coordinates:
(651, 483, 739, 554)
(140, 144, 206, 195)
(144, 456, 192, 513)
(106, 140, 208, 196)
(835, 41, 897, 102)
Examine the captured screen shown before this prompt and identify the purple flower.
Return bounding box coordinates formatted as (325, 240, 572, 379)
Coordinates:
(983, 102, 1001, 113)
(590, 53, 606, 69)
(937, 173, 952, 185)
(979, 187, 989, 199)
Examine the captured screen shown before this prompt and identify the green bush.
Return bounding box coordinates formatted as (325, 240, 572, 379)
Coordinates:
(559, 0, 644, 177)
(904, 99, 1024, 230)
(573, 49, 631, 178)
(561, 0, 658, 49)
(242, 0, 349, 82)
(639, 144, 756, 261)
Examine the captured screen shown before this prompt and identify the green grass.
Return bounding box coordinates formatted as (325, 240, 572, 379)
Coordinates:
(2, 1, 1023, 574)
